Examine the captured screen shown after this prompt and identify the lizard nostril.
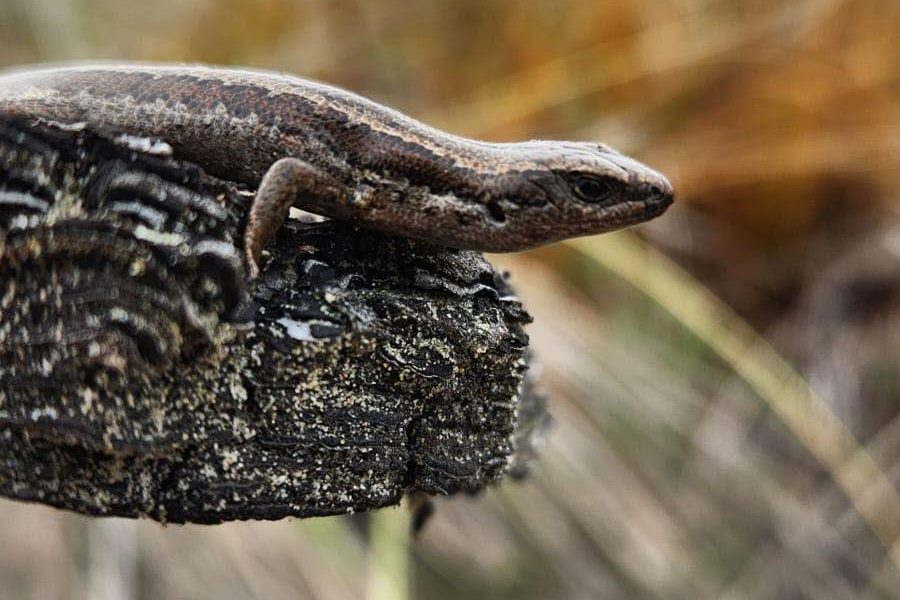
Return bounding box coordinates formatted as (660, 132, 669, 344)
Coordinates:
(643, 181, 673, 206)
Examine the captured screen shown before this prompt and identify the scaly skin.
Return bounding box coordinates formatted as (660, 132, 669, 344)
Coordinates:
(0, 63, 674, 272)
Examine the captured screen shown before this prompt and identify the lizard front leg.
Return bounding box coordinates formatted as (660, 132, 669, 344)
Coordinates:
(244, 157, 348, 278)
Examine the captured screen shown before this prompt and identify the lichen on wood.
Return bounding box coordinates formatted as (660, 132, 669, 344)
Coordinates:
(0, 117, 548, 524)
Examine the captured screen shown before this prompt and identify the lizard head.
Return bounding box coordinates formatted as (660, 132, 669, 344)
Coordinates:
(469, 141, 674, 251)
(313, 139, 674, 254)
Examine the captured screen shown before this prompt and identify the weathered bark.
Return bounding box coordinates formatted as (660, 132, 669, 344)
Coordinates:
(0, 117, 548, 523)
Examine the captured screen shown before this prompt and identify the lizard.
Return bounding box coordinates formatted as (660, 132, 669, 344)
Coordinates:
(0, 63, 674, 277)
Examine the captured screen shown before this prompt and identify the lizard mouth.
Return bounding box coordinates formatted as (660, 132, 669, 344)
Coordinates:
(603, 194, 672, 231)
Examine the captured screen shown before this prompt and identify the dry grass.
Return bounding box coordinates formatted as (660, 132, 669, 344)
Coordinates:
(0, 0, 898, 598)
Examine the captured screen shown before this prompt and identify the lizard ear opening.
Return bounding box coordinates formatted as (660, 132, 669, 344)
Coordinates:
(487, 201, 506, 224)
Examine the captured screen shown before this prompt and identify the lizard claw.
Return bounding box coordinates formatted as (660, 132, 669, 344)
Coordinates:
(245, 247, 261, 280)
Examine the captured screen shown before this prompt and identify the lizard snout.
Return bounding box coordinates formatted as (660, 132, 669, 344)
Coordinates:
(637, 176, 675, 211)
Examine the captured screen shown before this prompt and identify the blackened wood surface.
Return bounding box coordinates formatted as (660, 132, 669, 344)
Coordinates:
(0, 117, 547, 523)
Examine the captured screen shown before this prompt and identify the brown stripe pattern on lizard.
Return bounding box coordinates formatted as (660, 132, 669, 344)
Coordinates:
(0, 63, 674, 276)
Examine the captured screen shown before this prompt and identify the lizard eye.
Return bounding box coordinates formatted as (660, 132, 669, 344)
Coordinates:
(573, 175, 615, 203)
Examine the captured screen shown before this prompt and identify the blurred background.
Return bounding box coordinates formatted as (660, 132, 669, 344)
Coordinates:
(0, 0, 898, 598)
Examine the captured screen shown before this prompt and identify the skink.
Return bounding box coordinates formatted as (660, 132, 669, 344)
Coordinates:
(0, 63, 674, 275)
